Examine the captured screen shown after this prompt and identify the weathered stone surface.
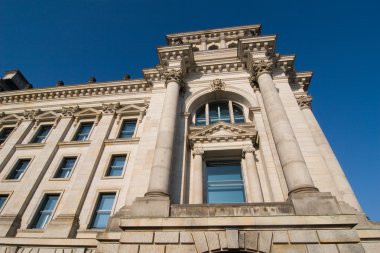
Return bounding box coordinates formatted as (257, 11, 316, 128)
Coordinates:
(288, 230, 318, 243)
(180, 232, 194, 244)
(155, 231, 179, 244)
(218, 231, 228, 249)
(166, 245, 196, 253)
(337, 244, 365, 253)
(273, 231, 289, 244)
(307, 244, 339, 253)
(139, 245, 165, 253)
(120, 232, 154, 243)
(226, 230, 239, 249)
(7, 247, 18, 253)
(258, 231, 272, 253)
(192, 232, 208, 253)
(271, 244, 307, 253)
(118, 245, 139, 253)
(74, 249, 85, 253)
(362, 242, 380, 253)
(317, 230, 360, 243)
(131, 197, 170, 217)
(95, 244, 119, 253)
(205, 232, 220, 251)
(291, 192, 341, 215)
(245, 231, 258, 251)
(239, 232, 245, 249)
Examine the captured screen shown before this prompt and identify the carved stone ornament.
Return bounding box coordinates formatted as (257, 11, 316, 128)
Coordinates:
(250, 60, 273, 79)
(23, 109, 41, 120)
(242, 146, 256, 157)
(173, 37, 184, 45)
(297, 95, 312, 110)
(161, 68, 184, 86)
(102, 102, 121, 114)
(193, 148, 204, 157)
(210, 79, 226, 91)
(61, 106, 80, 117)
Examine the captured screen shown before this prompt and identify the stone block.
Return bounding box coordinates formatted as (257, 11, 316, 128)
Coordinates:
(273, 231, 289, 244)
(288, 230, 318, 243)
(130, 196, 170, 217)
(317, 230, 360, 243)
(205, 232, 220, 251)
(226, 230, 239, 249)
(258, 231, 273, 253)
(139, 245, 165, 253)
(166, 245, 196, 253)
(192, 232, 208, 253)
(43, 215, 79, 238)
(218, 231, 228, 249)
(95, 244, 118, 253)
(245, 231, 258, 251)
(362, 242, 380, 253)
(155, 231, 179, 244)
(271, 245, 307, 253)
(180, 232, 194, 244)
(120, 232, 154, 243)
(38, 250, 55, 253)
(337, 244, 365, 253)
(290, 192, 341, 215)
(118, 245, 138, 253)
(306, 245, 324, 253)
(239, 232, 245, 249)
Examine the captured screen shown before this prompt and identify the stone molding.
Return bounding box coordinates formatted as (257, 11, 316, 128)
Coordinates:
(61, 106, 80, 117)
(192, 148, 204, 158)
(210, 79, 226, 91)
(102, 102, 121, 114)
(0, 81, 150, 105)
(296, 95, 312, 110)
(23, 109, 41, 120)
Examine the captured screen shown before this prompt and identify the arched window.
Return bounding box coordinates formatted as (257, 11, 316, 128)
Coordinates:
(194, 101, 245, 125)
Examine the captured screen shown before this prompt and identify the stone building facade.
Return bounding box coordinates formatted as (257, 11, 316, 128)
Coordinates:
(0, 25, 378, 253)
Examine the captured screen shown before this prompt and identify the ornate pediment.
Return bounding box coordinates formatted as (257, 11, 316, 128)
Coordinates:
(0, 113, 23, 126)
(74, 108, 102, 126)
(34, 111, 61, 129)
(116, 103, 149, 123)
(188, 122, 256, 146)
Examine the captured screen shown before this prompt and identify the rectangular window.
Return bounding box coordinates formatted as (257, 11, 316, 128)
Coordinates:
(31, 194, 59, 229)
(90, 193, 115, 229)
(54, 157, 77, 179)
(32, 125, 52, 143)
(105, 155, 126, 177)
(0, 195, 9, 209)
(0, 128, 14, 144)
(205, 160, 245, 203)
(118, 120, 137, 138)
(7, 159, 31, 180)
(74, 122, 93, 141)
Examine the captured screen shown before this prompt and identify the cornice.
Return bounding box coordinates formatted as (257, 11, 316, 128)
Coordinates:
(0, 79, 151, 105)
(187, 59, 246, 74)
(15, 143, 45, 150)
(238, 35, 277, 60)
(156, 44, 194, 70)
(290, 71, 313, 91)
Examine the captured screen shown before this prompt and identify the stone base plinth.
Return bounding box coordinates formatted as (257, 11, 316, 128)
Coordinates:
(290, 192, 341, 215)
(130, 196, 170, 217)
(43, 214, 79, 238)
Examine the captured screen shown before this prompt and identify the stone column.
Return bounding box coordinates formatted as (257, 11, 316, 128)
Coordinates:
(298, 96, 362, 211)
(192, 149, 204, 204)
(145, 69, 184, 197)
(242, 146, 263, 202)
(251, 60, 318, 195)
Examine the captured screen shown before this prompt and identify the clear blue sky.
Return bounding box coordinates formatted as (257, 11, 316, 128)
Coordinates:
(1, 0, 379, 219)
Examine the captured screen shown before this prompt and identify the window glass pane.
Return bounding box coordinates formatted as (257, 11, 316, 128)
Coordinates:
(74, 123, 93, 141)
(0, 195, 8, 209)
(0, 128, 13, 144)
(209, 102, 230, 124)
(32, 195, 59, 229)
(233, 103, 244, 123)
(206, 161, 245, 203)
(119, 120, 136, 138)
(32, 125, 52, 143)
(106, 155, 126, 177)
(195, 106, 206, 126)
(91, 193, 115, 229)
(7, 159, 30, 179)
(54, 157, 77, 178)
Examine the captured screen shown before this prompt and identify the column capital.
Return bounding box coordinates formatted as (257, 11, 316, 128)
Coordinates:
(296, 95, 312, 110)
(242, 146, 256, 157)
(249, 60, 274, 81)
(161, 68, 185, 88)
(193, 148, 204, 158)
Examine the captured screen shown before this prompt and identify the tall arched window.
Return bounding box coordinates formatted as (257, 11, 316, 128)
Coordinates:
(194, 101, 244, 126)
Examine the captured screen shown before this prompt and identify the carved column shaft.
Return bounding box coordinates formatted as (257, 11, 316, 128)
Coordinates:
(252, 60, 317, 195)
(192, 149, 204, 204)
(243, 146, 263, 202)
(146, 69, 183, 197)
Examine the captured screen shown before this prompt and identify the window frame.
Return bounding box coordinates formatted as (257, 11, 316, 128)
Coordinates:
(52, 156, 79, 180)
(194, 100, 245, 126)
(0, 127, 14, 145)
(88, 191, 117, 230)
(31, 124, 53, 144)
(203, 159, 247, 204)
(0, 192, 12, 213)
(29, 193, 61, 229)
(5, 158, 32, 181)
(72, 121, 95, 141)
(103, 154, 128, 178)
(117, 119, 137, 139)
